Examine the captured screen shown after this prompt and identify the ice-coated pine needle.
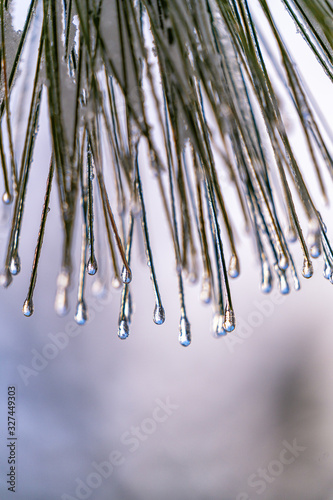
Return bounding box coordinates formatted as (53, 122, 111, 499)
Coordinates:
(0, 0, 333, 343)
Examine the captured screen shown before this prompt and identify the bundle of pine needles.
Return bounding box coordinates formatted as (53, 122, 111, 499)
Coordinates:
(0, 0, 332, 345)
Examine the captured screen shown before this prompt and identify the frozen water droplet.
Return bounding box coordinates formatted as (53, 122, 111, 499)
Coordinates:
(153, 303, 165, 325)
(2, 192, 12, 204)
(188, 270, 198, 284)
(307, 220, 321, 258)
(279, 273, 290, 295)
(302, 258, 313, 279)
(310, 244, 321, 258)
(286, 226, 297, 243)
(228, 255, 240, 278)
(200, 276, 212, 304)
(261, 261, 272, 293)
(22, 298, 34, 317)
(118, 318, 129, 339)
(92, 278, 107, 298)
(324, 261, 331, 280)
(74, 300, 88, 325)
(121, 266, 132, 284)
(0, 268, 12, 288)
(223, 308, 235, 332)
(86, 256, 98, 275)
(179, 315, 191, 347)
(111, 276, 121, 289)
(212, 313, 226, 337)
(278, 253, 288, 270)
(293, 271, 301, 291)
(10, 254, 21, 275)
(54, 288, 68, 316)
(124, 292, 133, 324)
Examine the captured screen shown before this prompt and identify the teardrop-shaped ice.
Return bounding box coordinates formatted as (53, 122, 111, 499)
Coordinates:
(0, 268, 13, 288)
(92, 278, 106, 298)
(324, 261, 332, 280)
(153, 303, 165, 325)
(212, 313, 227, 337)
(2, 192, 12, 204)
(10, 254, 21, 276)
(310, 243, 321, 259)
(302, 258, 313, 279)
(118, 318, 129, 339)
(286, 226, 297, 243)
(121, 265, 132, 284)
(124, 292, 133, 324)
(307, 220, 321, 258)
(188, 270, 198, 284)
(74, 300, 88, 325)
(54, 288, 69, 316)
(179, 315, 191, 347)
(279, 273, 290, 295)
(200, 276, 212, 304)
(278, 252, 288, 271)
(293, 273, 301, 291)
(223, 308, 235, 332)
(261, 261, 272, 294)
(22, 298, 34, 317)
(228, 255, 240, 278)
(111, 276, 122, 289)
(86, 256, 98, 275)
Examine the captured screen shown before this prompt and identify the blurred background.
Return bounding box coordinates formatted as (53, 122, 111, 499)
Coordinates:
(1, 1, 333, 499)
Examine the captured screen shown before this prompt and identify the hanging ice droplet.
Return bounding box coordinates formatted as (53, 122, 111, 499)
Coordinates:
(10, 254, 21, 275)
(279, 273, 290, 295)
(212, 313, 226, 337)
(323, 261, 331, 280)
(153, 303, 165, 325)
(179, 315, 191, 347)
(293, 273, 301, 291)
(22, 298, 34, 317)
(0, 268, 12, 288)
(121, 265, 132, 284)
(86, 256, 98, 275)
(261, 261, 272, 294)
(2, 192, 12, 204)
(55, 288, 68, 316)
(200, 275, 212, 304)
(118, 318, 129, 339)
(286, 226, 297, 243)
(307, 219, 321, 258)
(223, 308, 235, 332)
(92, 278, 107, 298)
(124, 292, 133, 324)
(111, 276, 122, 289)
(302, 258, 313, 279)
(310, 244, 321, 258)
(54, 270, 70, 316)
(74, 300, 88, 325)
(188, 270, 198, 284)
(278, 252, 288, 271)
(228, 255, 240, 278)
